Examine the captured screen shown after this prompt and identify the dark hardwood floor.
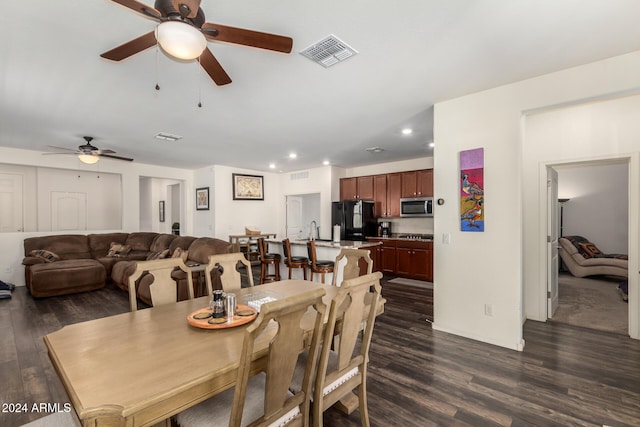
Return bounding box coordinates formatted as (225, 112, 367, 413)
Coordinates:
(1, 276, 639, 427)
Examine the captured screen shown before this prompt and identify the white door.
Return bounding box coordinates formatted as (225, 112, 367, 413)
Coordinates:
(51, 192, 87, 231)
(547, 167, 559, 317)
(286, 196, 303, 238)
(0, 173, 24, 232)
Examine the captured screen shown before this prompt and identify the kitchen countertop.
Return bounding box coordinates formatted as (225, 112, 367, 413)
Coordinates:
(367, 235, 434, 242)
(267, 238, 382, 249)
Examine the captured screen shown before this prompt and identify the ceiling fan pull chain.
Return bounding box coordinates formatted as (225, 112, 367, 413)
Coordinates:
(197, 57, 202, 108)
(155, 46, 161, 91)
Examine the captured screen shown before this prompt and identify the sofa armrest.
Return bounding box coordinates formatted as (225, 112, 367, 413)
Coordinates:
(23, 257, 45, 266)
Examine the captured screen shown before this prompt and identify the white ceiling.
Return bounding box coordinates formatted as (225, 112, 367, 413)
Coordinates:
(1, 0, 640, 172)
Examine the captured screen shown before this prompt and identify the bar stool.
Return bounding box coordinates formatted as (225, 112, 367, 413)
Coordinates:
(307, 240, 334, 284)
(257, 237, 281, 284)
(282, 238, 308, 280)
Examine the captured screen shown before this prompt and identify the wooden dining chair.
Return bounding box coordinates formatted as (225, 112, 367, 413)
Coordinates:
(331, 248, 374, 286)
(174, 287, 327, 427)
(282, 238, 308, 280)
(205, 252, 254, 293)
(290, 271, 382, 427)
(307, 240, 334, 284)
(257, 237, 281, 284)
(127, 258, 194, 311)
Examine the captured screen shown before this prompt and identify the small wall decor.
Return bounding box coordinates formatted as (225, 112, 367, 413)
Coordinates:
(460, 148, 484, 232)
(196, 187, 209, 210)
(159, 201, 165, 222)
(232, 173, 264, 200)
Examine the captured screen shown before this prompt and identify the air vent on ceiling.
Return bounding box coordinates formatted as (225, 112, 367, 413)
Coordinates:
(290, 171, 309, 180)
(365, 147, 385, 153)
(299, 34, 358, 68)
(154, 132, 182, 142)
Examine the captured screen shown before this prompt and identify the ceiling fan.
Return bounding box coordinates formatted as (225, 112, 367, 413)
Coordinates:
(46, 137, 134, 164)
(101, 0, 294, 85)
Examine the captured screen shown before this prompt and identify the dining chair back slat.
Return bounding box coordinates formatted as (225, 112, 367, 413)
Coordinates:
(206, 252, 254, 293)
(332, 248, 373, 286)
(127, 258, 194, 311)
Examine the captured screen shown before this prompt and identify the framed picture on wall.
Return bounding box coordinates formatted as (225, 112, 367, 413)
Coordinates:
(159, 201, 165, 222)
(196, 187, 209, 210)
(232, 173, 264, 200)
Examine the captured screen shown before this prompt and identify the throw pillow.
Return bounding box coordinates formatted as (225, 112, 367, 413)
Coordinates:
(30, 249, 60, 263)
(107, 242, 132, 258)
(172, 247, 189, 262)
(579, 242, 601, 258)
(146, 249, 169, 261)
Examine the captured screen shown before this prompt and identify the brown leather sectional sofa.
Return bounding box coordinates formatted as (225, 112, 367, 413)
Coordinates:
(23, 232, 231, 305)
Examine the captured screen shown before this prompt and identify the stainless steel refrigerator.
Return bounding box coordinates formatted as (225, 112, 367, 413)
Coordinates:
(331, 200, 376, 241)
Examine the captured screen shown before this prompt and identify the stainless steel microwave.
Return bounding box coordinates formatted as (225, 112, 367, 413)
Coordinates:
(400, 197, 433, 217)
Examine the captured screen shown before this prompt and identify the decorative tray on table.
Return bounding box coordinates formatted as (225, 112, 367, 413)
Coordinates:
(187, 304, 257, 330)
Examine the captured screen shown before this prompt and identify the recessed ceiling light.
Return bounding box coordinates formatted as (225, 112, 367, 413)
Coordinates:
(289, 152, 297, 159)
(402, 128, 413, 135)
(323, 160, 330, 166)
(429, 142, 435, 148)
(269, 163, 276, 169)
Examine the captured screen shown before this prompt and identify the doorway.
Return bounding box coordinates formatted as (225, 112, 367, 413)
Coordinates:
(546, 159, 630, 335)
(285, 193, 320, 239)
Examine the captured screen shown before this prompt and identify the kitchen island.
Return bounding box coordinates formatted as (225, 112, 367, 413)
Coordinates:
(265, 238, 381, 283)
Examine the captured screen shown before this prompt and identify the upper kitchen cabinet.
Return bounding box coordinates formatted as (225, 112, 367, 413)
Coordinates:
(373, 173, 401, 218)
(340, 176, 374, 200)
(401, 169, 433, 198)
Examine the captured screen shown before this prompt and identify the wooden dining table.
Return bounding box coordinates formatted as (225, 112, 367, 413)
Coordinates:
(44, 280, 384, 427)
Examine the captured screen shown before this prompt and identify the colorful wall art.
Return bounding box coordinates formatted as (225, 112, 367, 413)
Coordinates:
(460, 148, 484, 232)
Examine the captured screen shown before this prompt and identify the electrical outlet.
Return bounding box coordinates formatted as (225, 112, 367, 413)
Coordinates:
(484, 304, 494, 317)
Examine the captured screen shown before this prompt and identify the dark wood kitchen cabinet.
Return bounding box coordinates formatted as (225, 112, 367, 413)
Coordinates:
(369, 239, 397, 274)
(340, 176, 374, 200)
(396, 240, 433, 282)
(373, 173, 401, 218)
(369, 238, 432, 281)
(401, 169, 433, 198)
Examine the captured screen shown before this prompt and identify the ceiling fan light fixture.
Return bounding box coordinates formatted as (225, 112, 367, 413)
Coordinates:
(78, 154, 99, 164)
(155, 21, 207, 60)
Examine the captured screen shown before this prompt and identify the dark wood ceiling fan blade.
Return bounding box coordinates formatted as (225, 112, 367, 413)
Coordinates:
(47, 145, 78, 153)
(199, 48, 232, 86)
(94, 149, 117, 155)
(99, 154, 134, 162)
(109, 0, 162, 20)
(202, 23, 293, 53)
(100, 31, 158, 61)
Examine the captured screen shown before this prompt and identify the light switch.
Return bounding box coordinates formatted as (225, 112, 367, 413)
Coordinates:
(442, 233, 450, 244)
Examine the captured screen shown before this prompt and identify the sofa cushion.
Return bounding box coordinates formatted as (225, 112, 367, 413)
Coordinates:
(186, 237, 233, 264)
(88, 233, 129, 258)
(24, 234, 92, 260)
(125, 232, 160, 259)
(30, 249, 60, 263)
(169, 236, 198, 256)
(172, 247, 189, 262)
(27, 259, 106, 297)
(107, 242, 132, 258)
(150, 233, 178, 253)
(147, 249, 170, 260)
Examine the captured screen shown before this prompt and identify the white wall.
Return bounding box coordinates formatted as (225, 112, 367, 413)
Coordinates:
(434, 50, 640, 350)
(211, 165, 281, 240)
(557, 162, 628, 254)
(0, 146, 194, 286)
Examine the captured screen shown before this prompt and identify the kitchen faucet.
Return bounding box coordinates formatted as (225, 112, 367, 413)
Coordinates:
(309, 220, 319, 240)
